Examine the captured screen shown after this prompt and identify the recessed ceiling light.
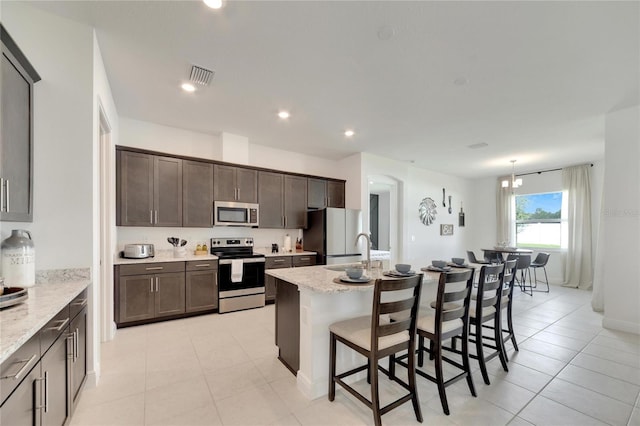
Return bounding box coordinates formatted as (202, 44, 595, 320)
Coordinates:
(278, 111, 290, 119)
(203, 0, 223, 9)
(344, 130, 355, 137)
(454, 77, 469, 86)
(181, 83, 196, 92)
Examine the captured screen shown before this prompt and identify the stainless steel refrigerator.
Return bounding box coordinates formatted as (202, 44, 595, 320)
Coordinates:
(303, 208, 362, 265)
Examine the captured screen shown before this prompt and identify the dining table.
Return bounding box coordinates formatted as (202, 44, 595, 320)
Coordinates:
(482, 247, 533, 261)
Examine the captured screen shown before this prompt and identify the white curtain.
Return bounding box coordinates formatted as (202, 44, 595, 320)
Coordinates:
(562, 164, 593, 289)
(496, 177, 514, 246)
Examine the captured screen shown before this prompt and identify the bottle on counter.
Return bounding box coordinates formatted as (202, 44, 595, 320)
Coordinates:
(283, 234, 291, 253)
(1, 230, 35, 287)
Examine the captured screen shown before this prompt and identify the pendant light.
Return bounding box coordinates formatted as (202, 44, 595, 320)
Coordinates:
(501, 160, 523, 190)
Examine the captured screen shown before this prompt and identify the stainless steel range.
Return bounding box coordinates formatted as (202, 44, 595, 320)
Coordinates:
(211, 237, 265, 314)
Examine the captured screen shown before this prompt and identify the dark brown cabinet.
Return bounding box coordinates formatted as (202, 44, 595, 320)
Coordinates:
(327, 180, 345, 208)
(265, 256, 292, 302)
(275, 278, 300, 374)
(214, 164, 257, 203)
(183, 160, 214, 227)
(69, 305, 87, 408)
(186, 261, 218, 313)
(117, 151, 183, 227)
(307, 178, 327, 209)
(0, 25, 40, 222)
(41, 333, 69, 426)
(259, 172, 307, 229)
(116, 262, 186, 325)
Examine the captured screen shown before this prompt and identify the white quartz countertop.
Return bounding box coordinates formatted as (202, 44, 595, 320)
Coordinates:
(114, 253, 219, 265)
(254, 249, 316, 257)
(0, 279, 90, 364)
(266, 264, 441, 294)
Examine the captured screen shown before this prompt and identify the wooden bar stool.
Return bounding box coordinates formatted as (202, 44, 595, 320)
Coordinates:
(328, 274, 424, 426)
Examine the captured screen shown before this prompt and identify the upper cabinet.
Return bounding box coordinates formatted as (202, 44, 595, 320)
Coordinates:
(0, 25, 41, 222)
(213, 164, 257, 203)
(308, 178, 345, 209)
(258, 172, 307, 229)
(117, 150, 182, 226)
(183, 160, 214, 227)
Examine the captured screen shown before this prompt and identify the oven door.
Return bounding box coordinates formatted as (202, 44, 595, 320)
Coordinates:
(218, 258, 265, 295)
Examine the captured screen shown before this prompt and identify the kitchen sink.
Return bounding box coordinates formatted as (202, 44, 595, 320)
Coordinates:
(323, 263, 364, 271)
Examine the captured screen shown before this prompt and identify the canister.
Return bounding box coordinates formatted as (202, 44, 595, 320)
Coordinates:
(1, 229, 35, 287)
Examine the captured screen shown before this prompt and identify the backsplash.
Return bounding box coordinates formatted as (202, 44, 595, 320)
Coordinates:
(116, 227, 304, 256)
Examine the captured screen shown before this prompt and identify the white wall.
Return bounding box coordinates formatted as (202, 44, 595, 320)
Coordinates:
(602, 105, 639, 334)
(1, 3, 94, 270)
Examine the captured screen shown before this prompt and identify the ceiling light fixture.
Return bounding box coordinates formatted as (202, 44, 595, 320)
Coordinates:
(502, 160, 523, 190)
(344, 130, 355, 137)
(203, 0, 223, 9)
(278, 111, 290, 119)
(181, 83, 196, 92)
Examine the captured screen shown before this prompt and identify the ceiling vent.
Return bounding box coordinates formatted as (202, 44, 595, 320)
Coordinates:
(189, 65, 214, 86)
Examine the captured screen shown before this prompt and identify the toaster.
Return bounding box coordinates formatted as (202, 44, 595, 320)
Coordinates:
(122, 244, 155, 259)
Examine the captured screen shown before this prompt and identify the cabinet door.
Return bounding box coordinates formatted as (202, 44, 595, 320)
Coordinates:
(117, 151, 154, 226)
(41, 334, 69, 426)
(118, 274, 155, 323)
(258, 171, 284, 228)
(235, 168, 258, 203)
(213, 164, 237, 201)
(70, 308, 87, 405)
(0, 361, 39, 426)
(284, 175, 308, 229)
(0, 49, 33, 222)
(307, 178, 327, 209)
(183, 160, 213, 227)
(155, 272, 186, 317)
(327, 181, 345, 208)
(154, 156, 182, 227)
(265, 274, 277, 302)
(185, 270, 218, 313)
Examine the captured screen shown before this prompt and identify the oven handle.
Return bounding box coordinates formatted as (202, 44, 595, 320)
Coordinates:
(219, 258, 265, 265)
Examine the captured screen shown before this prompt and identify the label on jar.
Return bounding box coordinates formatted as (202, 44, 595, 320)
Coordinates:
(2, 248, 35, 287)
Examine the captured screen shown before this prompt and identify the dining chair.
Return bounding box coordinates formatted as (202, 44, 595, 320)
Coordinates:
(456, 263, 508, 385)
(530, 252, 550, 293)
(508, 254, 533, 296)
(391, 269, 476, 415)
(328, 274, 424, 426)
(466, 250, 490, 265)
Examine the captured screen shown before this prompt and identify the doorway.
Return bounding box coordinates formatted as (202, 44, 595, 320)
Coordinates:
(367, 176, 399, 268)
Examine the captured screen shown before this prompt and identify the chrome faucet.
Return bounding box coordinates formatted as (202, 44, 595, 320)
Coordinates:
(355, 232, 371, 269)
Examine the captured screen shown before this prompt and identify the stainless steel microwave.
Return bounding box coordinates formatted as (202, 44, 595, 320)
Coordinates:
(214, 201, 259, 227)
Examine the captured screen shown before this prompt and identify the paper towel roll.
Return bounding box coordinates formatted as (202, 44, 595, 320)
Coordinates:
(283, 234, 291, 252)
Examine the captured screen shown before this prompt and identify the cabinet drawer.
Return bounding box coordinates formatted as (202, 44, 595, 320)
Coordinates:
(70, 288, 88, 320)
(0, 333, 39, 405)
(40, 306, 70, 356)
(292, 255, 315, 267)
(186, 260, 218, 271)
(265, 256, 292, 269)
(119, 262, 185, 276)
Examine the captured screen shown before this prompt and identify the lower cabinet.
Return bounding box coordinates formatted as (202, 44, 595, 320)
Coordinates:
(0, 289, 88, 426)
(265, 255, 315, 303)
(115, 260, 218, 327)
(186, 261, 218, 313)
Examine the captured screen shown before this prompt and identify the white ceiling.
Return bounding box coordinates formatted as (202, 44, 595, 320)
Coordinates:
(29, 1, 639, 178)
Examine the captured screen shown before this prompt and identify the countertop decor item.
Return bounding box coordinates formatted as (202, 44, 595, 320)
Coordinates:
(0, 286, 28, 309)
(1, 230, 35, 287)
(418, 197, 437, 226)
(440, 224, 454, 236)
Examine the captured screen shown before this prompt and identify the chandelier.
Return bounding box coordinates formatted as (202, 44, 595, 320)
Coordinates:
(501, 160, 522, 189)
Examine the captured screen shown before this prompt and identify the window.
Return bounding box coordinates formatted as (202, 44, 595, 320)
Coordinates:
(515, 192, 565, 249)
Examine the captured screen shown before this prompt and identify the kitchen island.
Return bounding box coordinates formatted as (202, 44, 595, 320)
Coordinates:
(266, 264, 439, 400)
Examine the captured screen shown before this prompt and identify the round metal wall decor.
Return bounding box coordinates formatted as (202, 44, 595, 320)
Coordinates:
(418, 197, 437, 226)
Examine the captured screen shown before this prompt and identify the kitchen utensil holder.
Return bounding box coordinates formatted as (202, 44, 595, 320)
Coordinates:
(173, 247, 187, 258)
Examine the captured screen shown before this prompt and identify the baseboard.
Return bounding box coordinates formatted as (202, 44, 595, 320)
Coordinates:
(603, 317, 640, 335)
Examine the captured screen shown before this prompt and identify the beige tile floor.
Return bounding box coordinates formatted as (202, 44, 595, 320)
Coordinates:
(71, 283, 640, 426)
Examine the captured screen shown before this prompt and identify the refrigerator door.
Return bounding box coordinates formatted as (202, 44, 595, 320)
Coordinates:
(345, 209, 362, 250)
(326, 254, 363, 265)
(325, 208, 346, 256)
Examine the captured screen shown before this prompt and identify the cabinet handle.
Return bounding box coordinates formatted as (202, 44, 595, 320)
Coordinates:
(35, 371, 49, 413)
(72, 298, 88, 308)
(1, 353, 38, 380)
(150, 278, 154, 292)
(150, 210, 153, 224)
(236, 188, 240, 200)
(195, 263, 210, 267)
(155, 210, 158, 224)
(67, 335, 74, 360)
(47, 317, 69, 332)
(4, 179, 9, 212)
(0, 178, 4, 212)
(145, 266, 164, 271)
(74, 329, 79, 362)
(300, 257, 310, 261)
(155, 277, 159, 292)
(274, 259, 285, 263)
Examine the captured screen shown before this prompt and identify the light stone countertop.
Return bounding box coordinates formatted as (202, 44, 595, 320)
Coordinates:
(266, 264, 441, 294)
(254, 249, 316, 257)
(114, 253, 219, 265)
(0, 273, 90, 364)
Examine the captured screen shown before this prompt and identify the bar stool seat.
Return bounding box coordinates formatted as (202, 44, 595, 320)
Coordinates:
(330, 316, 409, 351)
(417, 314, 463, 334)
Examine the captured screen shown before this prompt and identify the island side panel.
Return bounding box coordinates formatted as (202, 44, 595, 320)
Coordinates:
(275, 278, 300, 374)
(297, 287, 373, 400)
